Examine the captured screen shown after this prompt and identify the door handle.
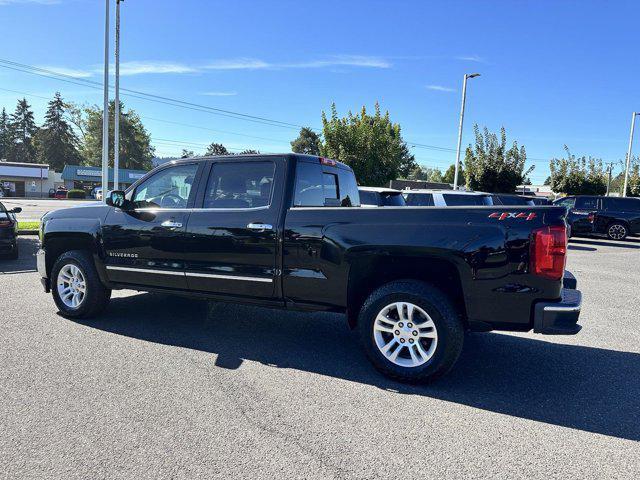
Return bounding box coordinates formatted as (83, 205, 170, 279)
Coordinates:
(161, 220, 183, 229)
(247, 222, 273, 232)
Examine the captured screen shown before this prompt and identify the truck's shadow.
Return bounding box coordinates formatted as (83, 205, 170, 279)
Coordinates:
(75, 293, 640, 442)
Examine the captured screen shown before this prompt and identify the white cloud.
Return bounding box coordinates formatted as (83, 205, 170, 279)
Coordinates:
(201, 91, 238, 97)
(114, 61, 198, 76)
(282, 55, 391, 69)
(204, 58, 271, 70)
(455, 54, 486, 63)
(426, 85, 456, 92)
(0, 0, 59, 5)
(204, 55, 391, 70)
(38, 65, 93, 78)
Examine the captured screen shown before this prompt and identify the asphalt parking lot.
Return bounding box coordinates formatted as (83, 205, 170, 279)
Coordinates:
(0, 198, 97, 221)
(1, 235, 639, 479)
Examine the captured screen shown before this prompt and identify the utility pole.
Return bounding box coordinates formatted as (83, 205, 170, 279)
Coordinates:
(622, 112, 639, 197)
(101, 0, 110, 203)
(453, 73, 480, 190)
(114, 0, 123, 191)
(605, 162, 615, 196)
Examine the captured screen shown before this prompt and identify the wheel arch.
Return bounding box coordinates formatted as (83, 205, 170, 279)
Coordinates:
(346, 254, 468, 329)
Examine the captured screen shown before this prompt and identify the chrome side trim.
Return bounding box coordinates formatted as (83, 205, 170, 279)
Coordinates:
(105, 266, 185, 276)
(185, 272, 272, 283)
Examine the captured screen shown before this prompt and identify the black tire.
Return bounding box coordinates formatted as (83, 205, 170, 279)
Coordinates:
(357, 280, 464, 383)
(51, 250, 111, 319)
(607, 222, 628, 241)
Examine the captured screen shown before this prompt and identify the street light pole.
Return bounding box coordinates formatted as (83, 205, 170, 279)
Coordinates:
(114, 0, 123, 192)
(622, 112, 639, 197)
(101, 0, 110, 203)
(453, 73, 480, 190)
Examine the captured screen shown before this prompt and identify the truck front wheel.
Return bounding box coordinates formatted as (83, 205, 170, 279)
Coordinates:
(357, 280, 464, 383)
(51, 250, 111, 319)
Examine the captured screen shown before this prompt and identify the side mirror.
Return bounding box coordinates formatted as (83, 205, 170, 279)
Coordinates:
(106, 190, 127, 209)
(10, 207, 22, 214)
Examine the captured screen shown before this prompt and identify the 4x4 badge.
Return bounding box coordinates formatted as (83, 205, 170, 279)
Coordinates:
(489, 212, 537, 221)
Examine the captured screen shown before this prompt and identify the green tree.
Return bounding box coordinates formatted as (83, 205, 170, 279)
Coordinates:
(442, 164, 465, 185)
(291, 127, 321, 155)
(239, 149, 260, 154)
(464, 125, 532, 193)
(33, 92, 82, 171)
(7, 98, 38, 163)
(408, 165, 443, 182)
(181, 149, 195, 158)
(320, 103, 416, 186)
(549, 146, 607, 195)
(205, 142, 229, 156)
(0, 108, 10, 160)
(626, 158, 640, 197)
(79, 101, 154, 170)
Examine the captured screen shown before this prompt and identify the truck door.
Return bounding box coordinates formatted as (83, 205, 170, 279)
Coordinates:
(102, 162, 201, 290)
(183, 157, 283, 300)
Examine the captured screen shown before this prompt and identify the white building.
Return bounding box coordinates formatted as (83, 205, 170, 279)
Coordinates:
(0, 161, 64, 197)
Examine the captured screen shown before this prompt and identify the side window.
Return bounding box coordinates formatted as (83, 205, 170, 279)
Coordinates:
(132, 163, 198, 209)
(575, 197, 598, 210)
(203, 161, 275, 209)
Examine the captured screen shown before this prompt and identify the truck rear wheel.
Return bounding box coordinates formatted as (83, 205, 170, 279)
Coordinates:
(51, 250, 111, 319)
(357, 280, 464, 383)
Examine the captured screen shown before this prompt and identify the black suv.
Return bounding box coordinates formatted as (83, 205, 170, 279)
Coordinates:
(554, 195, 640, 240)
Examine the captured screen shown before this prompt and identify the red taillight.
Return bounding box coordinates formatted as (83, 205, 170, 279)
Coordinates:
(319, 157, 337, 167)
(0, 220, 12, 228)
(530, 225, 567, 280)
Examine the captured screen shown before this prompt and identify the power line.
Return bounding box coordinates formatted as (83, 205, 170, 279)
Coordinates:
(0, 59, 304, 130)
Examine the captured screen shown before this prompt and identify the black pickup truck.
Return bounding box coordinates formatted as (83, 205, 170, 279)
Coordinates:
(37, 154, 582, 382)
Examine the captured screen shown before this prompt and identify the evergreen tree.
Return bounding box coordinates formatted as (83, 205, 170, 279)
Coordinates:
(290, 127, 321, 155)
(33, 92, 82, 171)
(0, 108, 10, 160)
(8, 98, 38, 163)
(205, 142, 230, 156)
(80, 101, 155, 170)
(239, 149, 259, 154)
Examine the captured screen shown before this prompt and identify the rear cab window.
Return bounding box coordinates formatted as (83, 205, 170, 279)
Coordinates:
(293, 160, 360, 207)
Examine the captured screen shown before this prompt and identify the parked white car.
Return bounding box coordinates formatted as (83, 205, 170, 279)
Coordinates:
(403, 189, 493, 207)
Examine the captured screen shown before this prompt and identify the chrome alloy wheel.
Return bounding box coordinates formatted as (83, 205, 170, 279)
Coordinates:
(373, 302, 438, 368)
(57, 264, 87, 309)
(608, 224, 627, 240)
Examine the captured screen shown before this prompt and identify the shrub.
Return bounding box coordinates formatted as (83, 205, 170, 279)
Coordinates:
(67, 189, 87, 199)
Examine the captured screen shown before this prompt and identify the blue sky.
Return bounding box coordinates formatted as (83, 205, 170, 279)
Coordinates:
(0, 0, 638, 183)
